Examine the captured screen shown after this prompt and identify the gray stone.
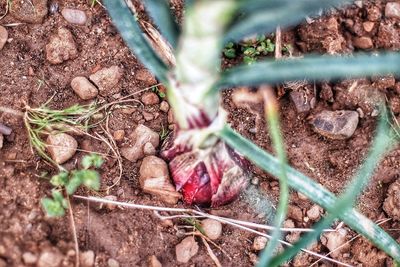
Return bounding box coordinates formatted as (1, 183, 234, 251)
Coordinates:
(71, 76, 98, 100)
(61, 8, 88, 25)
(311, 110, 359, 139)
(0, 26, 8, 50)
(80, 250, 95, 267)
(201, 219, 222, 240)
(107, 258, 120, 267)
(252, 236, 268, 251)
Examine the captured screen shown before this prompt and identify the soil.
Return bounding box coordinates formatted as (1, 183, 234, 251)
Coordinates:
(0, 0, 400, 267)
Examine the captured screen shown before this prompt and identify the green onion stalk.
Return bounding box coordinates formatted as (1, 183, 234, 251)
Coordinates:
(160, 0, 249, 207)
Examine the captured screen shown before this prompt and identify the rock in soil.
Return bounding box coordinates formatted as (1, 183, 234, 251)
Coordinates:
(139, 156, 181, 204)
(0, 134, 3, 149)
(71, 76, 98, 100)
(37, 249, 63, 267)
(22, 252, 38, 265)
(383, 179, 400, 221)
(353, 36, 374, 49)
(107, 258, 120, 267)
(306, 204, 322, 221)
(61, 8, 88, 25)
(385, 2, 400, 20)
(148, 255, 162, 267)
(113, 129, 125, 142)
(311, 110, 359, 140)
(136, 68, 157, 86)
(0, 26, 8, 51)
(159, 101, 169, 113)
(321, 228, 349, 258)
(141, 92, 160, 105)
(121, 124, 159, 162)
(10, 0, 48, 24)
(289, 89, 315, 113)
(143, 142, 156, 156)
(46, 133, 78, 164)
(175, 236, 199, 263)
(89, 66, 123, 96)
(201, 219, 222, 240)
(46, 27, 78, 64)
(80, 250, 95, 267)
(252, 236, 268, 251)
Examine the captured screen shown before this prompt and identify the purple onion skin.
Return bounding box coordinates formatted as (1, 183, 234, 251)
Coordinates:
(161, 134, 249, 207)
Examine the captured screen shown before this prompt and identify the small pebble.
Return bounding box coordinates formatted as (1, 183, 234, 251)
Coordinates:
(321, 229, 348, 258)
(38, 250, 63, 267)
(353, 36, 373, 49)
(159, 101, 170, 112)
(148, 255, 162, 267)
(71, 76, 98, 100)
(311, 110, 359, 140)
(307, 204, 322, 221)
(201, 219, 222, 240)
(107, 258, 120, 267)
(252, 236, 268, 251)
(385, 2, 400, 20)
(113, 130, 125, 141)
(46, 133, 78, 164)
(80, 250, 95, 267)
(143, 142, 156, 155)
(175, 236, 199, 263)
(141, 92, 160, 105)
(0, 25, 8, 50)
(121, 125, 159, 162)
(142, 111, 154, 121)
(362, 21, 375, 32)
(89, 66, 124, 96)
(0, 134, 3, 149)
(22, 252, 38, 265)
(61, 8, 88, 25)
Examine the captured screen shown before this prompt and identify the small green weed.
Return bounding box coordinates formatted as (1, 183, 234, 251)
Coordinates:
(223, 42, 237, 59)
(42, 154, 103, 217)
(242, 35, 275, 64)
(152, 85, 166, 98)
(159, 125, 170, 140)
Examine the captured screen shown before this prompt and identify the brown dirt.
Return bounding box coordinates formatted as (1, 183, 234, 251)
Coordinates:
(0, 0, 400, 267)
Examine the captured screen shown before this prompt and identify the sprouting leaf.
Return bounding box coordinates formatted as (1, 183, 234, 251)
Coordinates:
(81, 154, 104, 169)
(79, 170, 101, 191)
(65, 174, 82, 195)
(41, 197, 65, 217)
(223, 48, 236, 59)
(50, 172, 69, 187)
(243, 56, 256, 65)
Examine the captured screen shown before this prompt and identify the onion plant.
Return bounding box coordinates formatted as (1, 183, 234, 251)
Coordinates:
(104, 0, 400, 264)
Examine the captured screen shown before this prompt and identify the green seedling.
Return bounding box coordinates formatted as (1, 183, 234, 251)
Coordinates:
(42, 154, 103, 217)
(159, 125, 169, 141)
(242, 35, 275, 64)
(152, 86, 166, 98)
(223, 42, 237, 59)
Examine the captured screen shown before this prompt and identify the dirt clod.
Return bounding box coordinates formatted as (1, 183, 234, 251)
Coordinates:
(311, 110, 359, 139)
(61, 8, 88, 25)
(46, 133, 78, 164)
(136, 69, 157, 86)
(141, 92, 160, 105)
(353, 36, 374, 49)
(321, 228, 349, 258)
(0, 26, 8, 51)
(159, 101, 170, 113)
(175, 236, 199, 263)
(385, 2, 400, 20)
(139, 156, 181, 204)
(201, 219, 222, 240)
(252, 236, 268, 251)
(71, 76, 98, 100)
(45, 27, 78, 64)
(10, 0, 48, 24)
(112, 130, 125, 142)
(121, 124, 159, 162)
(89, 66, 124, 96)
(383, 179, 400, 221)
